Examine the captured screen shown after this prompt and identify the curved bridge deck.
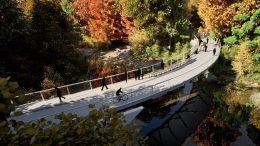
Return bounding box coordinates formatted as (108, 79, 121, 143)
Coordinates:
(11, 39, 220, 122)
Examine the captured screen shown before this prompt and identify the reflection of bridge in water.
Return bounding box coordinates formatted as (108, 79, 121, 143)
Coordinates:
(10, 38, 220, 123)
(136, 86, 212, 146)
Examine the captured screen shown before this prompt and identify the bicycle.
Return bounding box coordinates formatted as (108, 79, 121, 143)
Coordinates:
(113, 93, 128, 103)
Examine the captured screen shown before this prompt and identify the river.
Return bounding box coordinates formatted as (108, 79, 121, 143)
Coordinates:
(128, 76, 259, 146)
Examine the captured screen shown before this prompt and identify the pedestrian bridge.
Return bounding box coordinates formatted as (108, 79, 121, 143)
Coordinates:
(11, 38, 220, 122)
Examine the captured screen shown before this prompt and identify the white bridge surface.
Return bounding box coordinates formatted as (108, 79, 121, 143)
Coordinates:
(10, 39, 220, 122)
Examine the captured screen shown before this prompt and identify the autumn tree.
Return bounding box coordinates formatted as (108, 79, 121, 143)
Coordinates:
(224, 8, 260, 47)
(251, 108, 260, 129)
(73, 0, 134, 44)
(60, 0, 80, 27)
(232, 42, 254, 77)
(198, 0, 260, 37)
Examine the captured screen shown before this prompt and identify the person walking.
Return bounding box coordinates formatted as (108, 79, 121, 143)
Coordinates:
(55, 86, 65, 102)
(195, 48, 198, 54)
(204, 45, 207, 52)
(161, 60, 164, 70)
(198, 36, 202, 46)
(213, 48, 216, 55)
(124, 69, 128, 83)
(101, 76, 108, 91)
(206, 37, 209, 44)
(134, 70, 137, 80)
(137, 68, 141, 80)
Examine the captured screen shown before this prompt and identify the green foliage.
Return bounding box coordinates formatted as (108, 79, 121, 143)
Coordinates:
(221, 45, 237, 61)
(254, 26, 260, 34)
(60, 0, 80, 27)
(0, 80, 145, 145)
(1, 0, 89, 89)
(224, 9, 260, 46)
(234, 2, 242, 8)
(213, 91, 251, 128)
(0, 77, 22, 121)
(0, 0, 26, 44)
(253, 53, 260, 61)
(121, 0, 191, 48)
(247, 40, 259, 49)
(224, 36, 238, 46)
(136, 41, 190, 63)
(222, 9, 260, 82)
(234, 13, 250, 21)
(0, 106, 145, 145)
(209, 31, 217, 40)
(60, 0, 75, 15)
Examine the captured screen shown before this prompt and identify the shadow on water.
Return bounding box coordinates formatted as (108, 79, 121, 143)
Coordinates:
(131, 80, 212, 146)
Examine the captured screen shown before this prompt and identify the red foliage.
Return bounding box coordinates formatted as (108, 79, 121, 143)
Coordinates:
(73, 0, 134, 44)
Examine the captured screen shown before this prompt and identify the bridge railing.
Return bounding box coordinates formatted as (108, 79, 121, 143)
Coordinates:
(113, 44, 220, 108)
(34, 43, 220, 120)
(17, 46, 199, 105)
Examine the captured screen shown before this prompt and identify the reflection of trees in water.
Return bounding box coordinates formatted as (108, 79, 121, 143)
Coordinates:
(136, 90, 181, 122)
(146, 91, 211, 146)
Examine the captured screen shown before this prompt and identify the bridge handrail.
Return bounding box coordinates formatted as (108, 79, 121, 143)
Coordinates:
(30, 42, 220, 120)
(21, 52, 187, 96)
(123, 47, 219, 101)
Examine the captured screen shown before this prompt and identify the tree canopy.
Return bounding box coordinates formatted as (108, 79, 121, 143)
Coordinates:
(0, 77, 145, 145)
(198, 0, 260, 37)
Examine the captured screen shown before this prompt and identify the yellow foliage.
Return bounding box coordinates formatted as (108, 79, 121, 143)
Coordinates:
(41, 78, 55, 90)
(24, 0, 35, 17)
(232, 42, 254, 77)
(251, 108, 260, 129)
(186, 0, 200, 14)
(128, 29, 151, 49)
(198, 0, 260, 37)
(81, 34, 96, 48)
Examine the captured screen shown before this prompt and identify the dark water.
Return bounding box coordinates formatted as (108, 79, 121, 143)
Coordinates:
(131, 81, 212, 146)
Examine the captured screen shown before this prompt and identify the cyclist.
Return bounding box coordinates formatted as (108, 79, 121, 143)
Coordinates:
(116, 87, 123, 99)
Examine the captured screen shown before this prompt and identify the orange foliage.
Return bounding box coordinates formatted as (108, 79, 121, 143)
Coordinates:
(73, 0, 134, 44)
(16, 0, 26, 9)
(198, 0, 260, 36)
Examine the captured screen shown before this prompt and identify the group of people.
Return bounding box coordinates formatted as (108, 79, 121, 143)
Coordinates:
(134, 68, 142, 80)
(55, 36, 218, 102)
(197, 36, 217, 56)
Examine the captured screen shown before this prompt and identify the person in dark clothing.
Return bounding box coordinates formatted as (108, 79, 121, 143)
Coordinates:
(161, 60, 164, 70)
(135, 70, 137, 80)
(101, 76, 108, 91)
(55, 86, 65, 102)
(206, 37, 209, 44)
(124, 70, 128, 83)
(213, 48, 216, 55)
(204, 45, 207, 52)
(137, 68, 141, 80)
(116, 87, 123, 96)
(195, 48, 198, 54)
(198, 36, 202, 46)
